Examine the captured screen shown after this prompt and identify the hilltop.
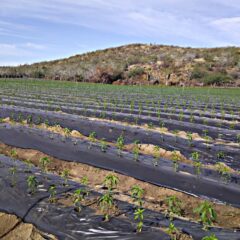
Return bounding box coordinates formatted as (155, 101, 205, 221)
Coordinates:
(0, 44, 240, 86)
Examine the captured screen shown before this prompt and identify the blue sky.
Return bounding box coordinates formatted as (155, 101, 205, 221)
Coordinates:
(0, 0, 239, 66)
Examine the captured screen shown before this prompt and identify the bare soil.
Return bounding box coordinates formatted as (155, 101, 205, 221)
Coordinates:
(0, 212, 56, 240)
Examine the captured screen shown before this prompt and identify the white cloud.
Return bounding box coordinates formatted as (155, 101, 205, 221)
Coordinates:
(211, 17, 240, 42)
(0, 42, 47, 60)
(23, 42, 46, 50)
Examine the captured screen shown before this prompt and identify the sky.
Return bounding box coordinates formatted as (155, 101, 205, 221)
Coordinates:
(0, 0, 239, 66)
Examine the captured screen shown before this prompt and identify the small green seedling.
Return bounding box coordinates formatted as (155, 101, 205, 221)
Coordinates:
(194, 201, 217, 229)
(131, 185, 144, 207)
(27, 175, 38, 194)
(39, 157, 51, 173)
(63, 128, 71, 136)
(191, 152, 202, 176)
(167, 222, 178, 240)
(48, 185, 57, 203)
(9, 166, 17, 187)
(171, 151, 181, 172)
(215, 162, 231, 183)
(10, 149, 17, 159)
(98, 191, 114, 221)
(88, 131, 97, 148)
(134, 208, 145, 233)
(187, 132, 193, 147)
(73, 188, 88, 212)
(165, 196, 182, 219)
(202, 234, 218, 240)
(217, 151, 225, 160)
(132, 140, 140, 161)
(103, 174, 119, 191)
(81, 176, 89, 185)
(61, 169, 70, 186)
(116, 135, 125, 155)
(100, 138, 108, 152)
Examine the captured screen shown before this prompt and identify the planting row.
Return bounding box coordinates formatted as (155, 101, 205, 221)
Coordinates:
(1, 95, 239, 129)
(1, 90, 240, 117)
(1, 105, 239, 170)
(2, 98, 240, 143)
(0, 123, 239, 207)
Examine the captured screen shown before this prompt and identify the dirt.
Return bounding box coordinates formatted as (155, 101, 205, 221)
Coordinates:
(0, 142, 239, 230)
(0, 212, 56, 240)
(125, 143, 191, 164)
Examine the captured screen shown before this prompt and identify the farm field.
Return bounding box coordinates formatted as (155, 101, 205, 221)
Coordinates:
(0, 78, 239, 240)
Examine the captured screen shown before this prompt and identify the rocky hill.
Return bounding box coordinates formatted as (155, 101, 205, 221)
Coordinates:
(0, 44, 240, 86)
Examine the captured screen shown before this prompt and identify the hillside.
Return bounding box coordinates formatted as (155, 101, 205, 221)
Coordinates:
(0, 44, 240, 86)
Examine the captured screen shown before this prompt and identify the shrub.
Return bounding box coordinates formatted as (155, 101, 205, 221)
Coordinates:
(202, 73, 231, 85)
(191, 68, 206, 80)
(127, 67, 145, 78)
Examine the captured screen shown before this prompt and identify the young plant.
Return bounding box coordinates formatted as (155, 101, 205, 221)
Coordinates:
(81, 176, 89, 185)
(171, 151, 181, 172)
(191, 152, 202, 176)
(216, 151, 225, 160)
(39, 157, 51, 172)
(202, 234, 218, 240)
(167, 222, 179, 240)
(134, 208, 145, 233)
(132, 140, 140, 161)
(9, 166, 17, 187)
(100, 138, 108, 152)
(165, 195, 182, 219)
(103, 174, 119, 191)
(237, 134, 240, 145)
(24, 159, 34, 173)
(27, 175, 38, 194)
(61, 168, 70, 186)
(88, 131, 97, 149)
(48, 185, 57, 203)
(215, 162, 231, 183)
(116, 135, 124, 156)
(63, 128, 71, 136)
(131, 185, 144, 207)
(10, 149, 18, 159)
(153, 145, 160, 166)
(186, 132, 193, 147)
(98, 191, 114, 221)
(73, 188, 88, 212)
(194, 201, 217, 229)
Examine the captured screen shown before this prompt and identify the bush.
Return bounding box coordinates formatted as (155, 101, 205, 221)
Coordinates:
(190, 68, 206, 80)
(33, 70, 45, 78)
(127, 67, 145, 78)
(202, 73, 232, 85)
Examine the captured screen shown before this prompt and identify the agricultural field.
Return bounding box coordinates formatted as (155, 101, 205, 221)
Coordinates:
(0, 78, 239, 240)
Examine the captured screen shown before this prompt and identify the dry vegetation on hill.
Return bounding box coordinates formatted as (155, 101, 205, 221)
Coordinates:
(0, 44, 240, 86)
